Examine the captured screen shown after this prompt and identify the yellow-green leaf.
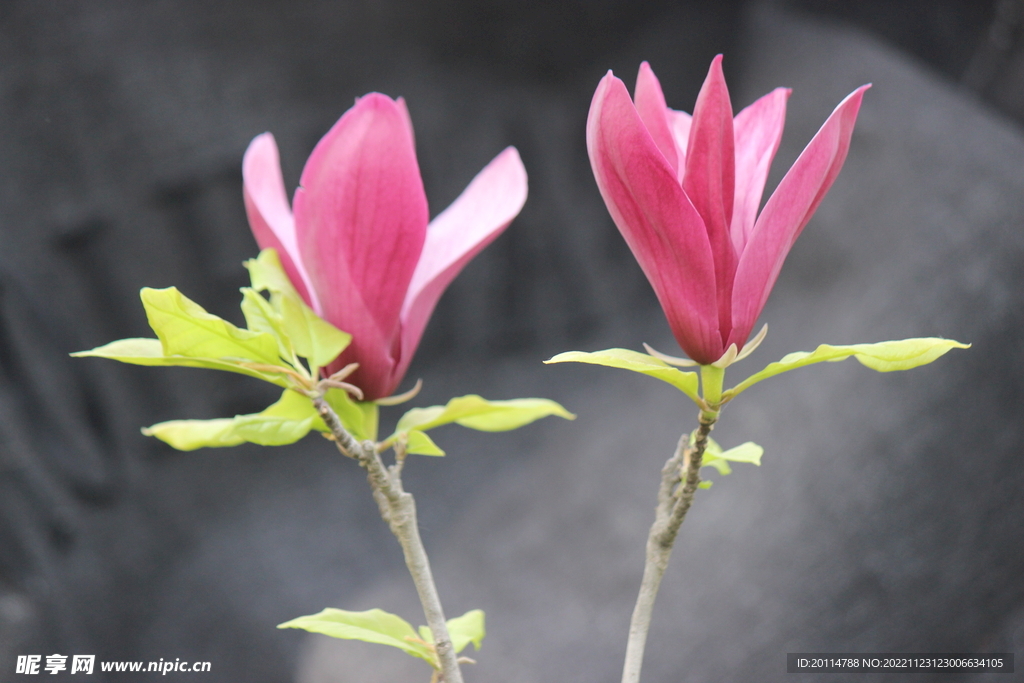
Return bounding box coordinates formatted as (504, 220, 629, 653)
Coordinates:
(245, 249, 350, 369)
(698, 437, 763, 478)
(320, 388, 379, 442)
(141, 287, 280, 364)
(141, 417, 246, 450)
(445, 609, 486, 653)
(726, 338, 970, 399)
(545, 348, 700, 405)
(71, 338, 291, 387)
(406, 430, 445, 456)
(394, 395, 574, 437)
(142, 389, 318, 450)
(240, 287, 294, 360)
(278, 608, 436, 666)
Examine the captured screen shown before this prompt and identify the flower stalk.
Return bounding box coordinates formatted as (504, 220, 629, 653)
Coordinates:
(622, 408, 717, 683)
(313, 395, 465, 683)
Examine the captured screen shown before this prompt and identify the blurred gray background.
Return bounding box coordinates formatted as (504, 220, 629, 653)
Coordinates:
(1, 1, 1022, 681)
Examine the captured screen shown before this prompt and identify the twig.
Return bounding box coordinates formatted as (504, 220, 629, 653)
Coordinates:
(312, 396, 464, 683)
(621, 411, 717, 683)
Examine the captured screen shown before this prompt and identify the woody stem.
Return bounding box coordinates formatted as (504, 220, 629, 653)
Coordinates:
(313, 396, 463, 683)
(620, 411, 717, 683)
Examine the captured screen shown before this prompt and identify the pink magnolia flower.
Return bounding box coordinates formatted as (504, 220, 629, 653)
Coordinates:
(242, 93, 528, 399)
(587, 56, 868, 366)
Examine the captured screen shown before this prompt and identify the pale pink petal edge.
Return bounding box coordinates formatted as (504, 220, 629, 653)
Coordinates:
(242, 132, 319, 311)
(729, 85, 869, 349)
(395, 146, 528, 384)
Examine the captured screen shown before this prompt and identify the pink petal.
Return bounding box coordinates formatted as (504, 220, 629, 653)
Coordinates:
(729, 85, 870, 349)
(587, 71, 721, 364)
(393, 146, 528, 388)
(682, 55, 738, 342)
(668, 109, 692, 183)
(633, 62, 680, 176)
(292, 93, 429, 397)
(242, 133, 318, 310)
(730, 87, 790, 255)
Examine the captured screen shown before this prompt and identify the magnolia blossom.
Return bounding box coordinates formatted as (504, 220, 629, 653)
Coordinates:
(588, 56, 868, 365)
(243, 93, 527, 399)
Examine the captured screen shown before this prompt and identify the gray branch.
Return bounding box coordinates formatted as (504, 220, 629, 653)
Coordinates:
(621, 412, 717, 683)
(313, 396, 464, 683)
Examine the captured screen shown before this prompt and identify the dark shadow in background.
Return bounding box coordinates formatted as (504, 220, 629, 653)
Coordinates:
(0, 1, 1021, 681)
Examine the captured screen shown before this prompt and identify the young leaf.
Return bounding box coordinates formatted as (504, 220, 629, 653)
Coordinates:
(699, 436, 763, 477)
(445, 609, 486, 653)
(141, 287, 281, 365)
(143, 389, 318, 450)
(406, 430, 445, 456)
(245, 248, 302, 301)
(279, 295, 351, 370)
(725, 338, 970, 399)
(240, 287, 294, 360)
(278, 608, 436, 665)
(545, 348, 700, 405)
(71, 338, 291, 387)
(141, 417, 247, 451)
(394, 395, 574, 437)
(321, 388, 379, 442)
(245, 249, 351, 369)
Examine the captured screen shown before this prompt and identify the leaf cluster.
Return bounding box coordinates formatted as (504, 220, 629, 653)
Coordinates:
(74, 249, 574, 453)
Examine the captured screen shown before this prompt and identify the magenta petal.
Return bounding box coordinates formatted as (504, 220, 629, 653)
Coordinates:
(683, 54, 738, 342)
(242, 133, 318, 310)
(633, 62, 680, 176)
(587, 72, 721, 364)
(730, 87, 790, 255)
(393, 146, 528, 387)
(730, 85, 870, 349)
(293, 93, 429, 358)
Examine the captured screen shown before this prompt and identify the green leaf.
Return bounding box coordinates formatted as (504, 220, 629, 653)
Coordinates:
(245, 249, 351, 369)
(142, 389, 318, 450)
(246, 248, 301, 300)
(141, 287, 281, 365)
(71, 338, 291, 387)
(394, 395, 574, 437)
(719, 442, 763, 465)
(141, 417, 247, 450)
(406, 430, 445, 456)
(240, 287, 294, 360)
(699, 437, 763, 478)
(445, 609, 486, 654)
(278, 608, 436, 666)
(321, 388, 379, 442)
(280, 295, 351, 370)
(545, 348, 700, 405)
(726, 338, 970, 399)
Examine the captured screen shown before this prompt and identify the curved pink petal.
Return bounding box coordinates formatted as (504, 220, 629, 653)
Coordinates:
(242, 133, 318, 310)
(730, 87, 790, 255)
(633, 62, 680, 176)
(668, 109, 692, 183)
(293, 93, 428, 362)
(729, 85, 870, 349)
(291, 93, 428, 399)
(682, 54, 738, 342)
(587, 71, 721, 364)
(392, 146, 528, 388)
